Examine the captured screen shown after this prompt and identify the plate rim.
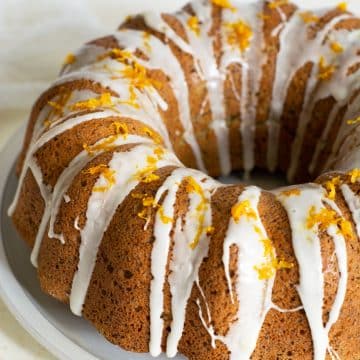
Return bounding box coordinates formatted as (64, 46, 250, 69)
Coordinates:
(0, 125, 99, 360)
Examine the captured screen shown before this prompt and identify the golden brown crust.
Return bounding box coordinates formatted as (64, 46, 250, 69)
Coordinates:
(12, 170, 44, 248)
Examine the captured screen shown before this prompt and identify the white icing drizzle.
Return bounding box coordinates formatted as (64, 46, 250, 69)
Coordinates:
(177, 0, 231, 176)
(70, 143, 181, 315)
(341, 184, 360, 238)
(221, 186, 274, 360)
(274, 184, 348, 360)
(149, 167, 218, 357)
(271, 6, 287, 38)
(149, 169, 186, 357)
(31, 134, 153, 267)
(8, 90, 174, 220)
(267, 9, 353, 173)
(114, 30, 206, 172)
(220, 2, 265, 175)
(74, 216, 81, 231)
(142, 11, 194, 55)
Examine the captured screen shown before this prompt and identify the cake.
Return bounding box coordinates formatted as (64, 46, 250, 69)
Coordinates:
(8, 0, 360, 358)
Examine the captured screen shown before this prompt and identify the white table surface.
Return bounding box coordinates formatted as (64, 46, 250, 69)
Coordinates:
(1, 0, 360, 359)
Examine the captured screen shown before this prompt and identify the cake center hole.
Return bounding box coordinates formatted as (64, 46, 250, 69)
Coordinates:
(218, 169, 288, 190)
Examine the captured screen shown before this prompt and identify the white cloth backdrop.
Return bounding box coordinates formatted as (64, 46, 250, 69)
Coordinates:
(0, 1, 359, 359)
(0, 0, 359, 113)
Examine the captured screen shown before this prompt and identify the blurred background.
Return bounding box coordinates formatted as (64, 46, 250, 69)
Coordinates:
(0, 0, 359, 359)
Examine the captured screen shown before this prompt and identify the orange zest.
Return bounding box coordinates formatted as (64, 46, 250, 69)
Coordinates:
(280, 188, 301, 197)
(185, 177, 212, 249)
(63, 53, 76, 65)
(84, 164, 116, 192)
(224, 21, 253, 53)
(347, 116, 360, 125)
(268, 0, 289, 9)
(254, 238, 293, 280)
(211, 0, 236, 12)
(324, 176, 341, 200)
(299, 11, 319, 24)
(318, 56, 336, 81)
(337, 2, 348, 12)
(70, 93, 113, 111)
(330, 41, 344, 54)
(348, 168, 360, 183)
(187, 16, 201, 36)
(306, 206, 354, 240)
(231, 200, 257, 222)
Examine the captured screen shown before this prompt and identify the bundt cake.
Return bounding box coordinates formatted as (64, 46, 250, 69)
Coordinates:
(8, 0, 360, 358)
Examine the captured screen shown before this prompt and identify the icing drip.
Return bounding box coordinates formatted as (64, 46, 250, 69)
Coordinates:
(341, 184, 360, 238)
(197, 185, 297, 359)
(149, 168, 218, 357)
(149, 169, 185, 357)
(274, 184, 348, 360)
(221, 186, 274, 360)
(180, 0, 231, 176)
(142, 12, 194, 55)
(220, 2, 264, 175)
(70, 144, 181, 315)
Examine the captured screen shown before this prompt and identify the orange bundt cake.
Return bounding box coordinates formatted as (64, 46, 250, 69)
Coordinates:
(8, 0, 360, 358)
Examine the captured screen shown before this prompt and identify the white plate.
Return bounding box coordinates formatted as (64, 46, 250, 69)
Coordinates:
(0, 126, 185, 360)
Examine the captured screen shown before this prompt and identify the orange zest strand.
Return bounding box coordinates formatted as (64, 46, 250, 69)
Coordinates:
(63, 53, 76, 65)
(231, 200, 257, 222)
(254, 237, 293, 280)
(84, 164, 116, 192)
(187, 16, 201, 36)
(211, 0, 236, 12)
(224, 21, 253, 53)
(143, 32, 152, 53)
(347, 116, 360, 125)
(348, 168, 360, 183)
(268, 0, 289, 10)
(299, 11, 319, 24)
(330, 41, 344, 54)
(70, 93, 113, 111)
(324, 177, 341, 200)
(83, 121, 130, 155)
(44, 91, 73, 128)
(281, 188, 301, 197)
(306, 206, 354, 240)
(318, 56, 336, 81)
(185, 177, 212, 249)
